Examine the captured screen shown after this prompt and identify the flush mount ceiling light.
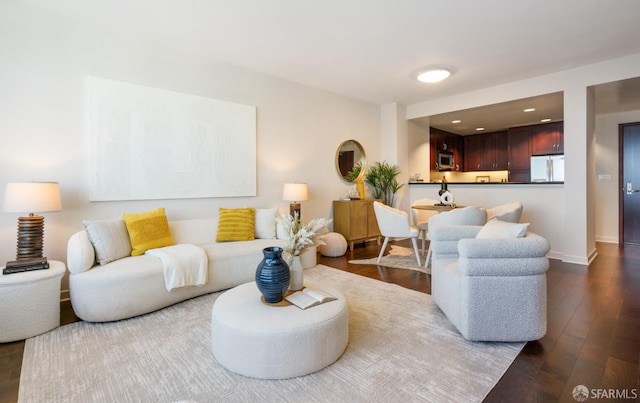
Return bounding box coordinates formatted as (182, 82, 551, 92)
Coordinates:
(417, 67, 451, 83)
(524, 108, 536, 112)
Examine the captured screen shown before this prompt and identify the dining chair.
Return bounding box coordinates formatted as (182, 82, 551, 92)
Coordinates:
(373, 201, 421, 266)
(423, 206, 487, 268)
(411, 198, 440, 255)
(485, 201, 523, 223)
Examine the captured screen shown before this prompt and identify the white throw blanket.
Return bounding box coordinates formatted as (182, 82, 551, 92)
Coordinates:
(145, 244, 208, 291)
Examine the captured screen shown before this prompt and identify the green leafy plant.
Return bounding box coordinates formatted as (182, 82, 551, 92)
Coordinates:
(345, 161, 364, 182)
(364, 161, 404, 206)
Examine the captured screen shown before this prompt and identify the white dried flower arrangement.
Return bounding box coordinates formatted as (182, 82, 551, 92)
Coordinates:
(277, 212, 331, 256)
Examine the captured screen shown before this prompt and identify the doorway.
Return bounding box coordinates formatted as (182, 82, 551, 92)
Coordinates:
(620, 122, 640, 245)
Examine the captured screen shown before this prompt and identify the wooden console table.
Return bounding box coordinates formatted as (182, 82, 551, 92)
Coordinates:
(333, 200, 381, 251)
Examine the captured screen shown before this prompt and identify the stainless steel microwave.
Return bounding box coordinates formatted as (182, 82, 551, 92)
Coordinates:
(437, 150, 454, 171)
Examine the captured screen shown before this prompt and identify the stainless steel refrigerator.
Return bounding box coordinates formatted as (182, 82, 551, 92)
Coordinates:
(530, 155, 564, 182)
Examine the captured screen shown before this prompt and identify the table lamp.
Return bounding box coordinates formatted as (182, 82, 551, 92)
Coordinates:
(282, 183, 308, 218)
(3, 182, 62, 260)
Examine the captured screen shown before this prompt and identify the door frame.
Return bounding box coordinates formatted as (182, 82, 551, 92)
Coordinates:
(619, 122, 640, 245)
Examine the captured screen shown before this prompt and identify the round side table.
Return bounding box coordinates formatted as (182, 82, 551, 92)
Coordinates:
(211, 280, 348, 379)
(0, 260, 65, 343)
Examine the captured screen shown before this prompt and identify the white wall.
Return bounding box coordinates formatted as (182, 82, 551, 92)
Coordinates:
(0, 3, 381, 270)
(406, 52, 640, 265)
(595, 110, 640, 243)
(380, 103, 412, 211)
(409, 184, 565, 260)
(407, 102, 640, 251)
(407, 120, 430, 182)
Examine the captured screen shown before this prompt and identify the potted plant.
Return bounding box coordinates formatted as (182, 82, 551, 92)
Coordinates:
(364, 161, 404, 206)
(344, 161, 364, 182)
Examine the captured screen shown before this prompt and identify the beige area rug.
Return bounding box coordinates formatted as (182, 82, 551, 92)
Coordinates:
(19, 265, 523, 403)
(349, 245, 430, 274)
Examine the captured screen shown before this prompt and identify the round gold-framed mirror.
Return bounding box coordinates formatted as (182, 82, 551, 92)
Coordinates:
(335, 140, 366, 183)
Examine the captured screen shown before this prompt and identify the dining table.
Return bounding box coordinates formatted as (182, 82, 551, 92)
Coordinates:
(411, 204, 465, 211)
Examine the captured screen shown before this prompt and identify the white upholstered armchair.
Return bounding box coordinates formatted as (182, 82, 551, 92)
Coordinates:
(486, 201, 523, 223)
(373, 201, 421, 266)
(429, 223, 550, 342)
(423, 206, 487, 268)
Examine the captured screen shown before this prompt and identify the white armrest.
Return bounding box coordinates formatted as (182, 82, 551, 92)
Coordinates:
(67, 231, 96, 274)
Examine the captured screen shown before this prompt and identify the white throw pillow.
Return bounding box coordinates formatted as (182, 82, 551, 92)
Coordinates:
(476, 218, 529, 239)
(83, 218, 132, 265)
(276, 218, 289, 240)
(254, 208, 278, 239)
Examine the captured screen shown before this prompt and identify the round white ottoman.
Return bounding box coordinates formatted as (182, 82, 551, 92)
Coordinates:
(318, 232, 348, 257)
(0, 261, 65, 343)
(211, 281, 348, 379)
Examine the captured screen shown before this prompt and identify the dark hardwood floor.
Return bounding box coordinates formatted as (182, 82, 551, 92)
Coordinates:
(1, 240, 638, 402)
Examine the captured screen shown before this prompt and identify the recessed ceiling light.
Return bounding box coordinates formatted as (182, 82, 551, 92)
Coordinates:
(476, 127, 485, 131)
(524, 108, 536, 112)
(452, 120, 461, 124)
(417, 67, 451, 83)
(541, 118, 551, 122)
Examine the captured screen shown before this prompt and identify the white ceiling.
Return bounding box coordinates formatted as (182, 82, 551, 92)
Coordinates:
(13, 0, 640, 128)
(420, 77, 640, 135)
(424, 92, 565, 135)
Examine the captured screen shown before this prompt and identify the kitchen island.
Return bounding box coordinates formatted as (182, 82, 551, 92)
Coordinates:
(408, 180, 564, 262)
(409, 181, 564, 185)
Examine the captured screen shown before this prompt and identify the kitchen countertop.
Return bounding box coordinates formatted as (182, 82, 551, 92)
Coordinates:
(408, 181, 564, 185)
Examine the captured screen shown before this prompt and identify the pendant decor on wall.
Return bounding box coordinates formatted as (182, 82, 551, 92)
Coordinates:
(87, 76, 257, 201)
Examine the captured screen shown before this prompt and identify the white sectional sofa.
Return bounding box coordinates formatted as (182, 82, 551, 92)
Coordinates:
(66, 216, 311, 322)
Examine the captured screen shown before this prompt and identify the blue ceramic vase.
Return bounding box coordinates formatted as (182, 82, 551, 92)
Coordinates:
(255, 246, 290, 303)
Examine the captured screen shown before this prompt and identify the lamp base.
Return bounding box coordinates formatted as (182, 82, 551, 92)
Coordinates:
(289, 202, 301, 218)
(16, 215, 45, 260)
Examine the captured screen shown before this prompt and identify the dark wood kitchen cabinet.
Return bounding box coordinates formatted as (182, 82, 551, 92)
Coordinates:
(508, 126, 531, 169)
(507, 125, 532, 182)
(530, 121, 563, 155)
(488, 131, 509, 170)
(464, 131, 507, 171)
(464, 134, 483, 171)
(430, 128, 463, 171)
(448, 134, 463, 171)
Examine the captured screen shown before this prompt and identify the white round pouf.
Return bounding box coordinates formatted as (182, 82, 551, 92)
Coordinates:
(318, 232, 348, 257)
(211, 281, 348, 379)
(0, 261, 65, 342)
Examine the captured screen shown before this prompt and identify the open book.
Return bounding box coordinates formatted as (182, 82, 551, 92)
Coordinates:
(285, 287, 337, 310)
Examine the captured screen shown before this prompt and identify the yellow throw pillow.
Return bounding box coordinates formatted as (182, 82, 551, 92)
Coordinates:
(123, 207, 174, 256)
(216, 207, 255, 242)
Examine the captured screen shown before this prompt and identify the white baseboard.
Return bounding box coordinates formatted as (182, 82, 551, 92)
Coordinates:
(595, 236, 618, 244)
(561, 254, 590, 265)
(547, 251, 564, 261)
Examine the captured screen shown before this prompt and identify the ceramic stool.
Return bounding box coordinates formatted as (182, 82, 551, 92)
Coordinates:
(318, 232, 348, 257)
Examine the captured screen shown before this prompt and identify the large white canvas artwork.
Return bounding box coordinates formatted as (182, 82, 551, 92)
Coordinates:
(87, 76, 256, 201)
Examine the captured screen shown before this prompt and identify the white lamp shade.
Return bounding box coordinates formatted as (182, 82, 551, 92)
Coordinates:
(282, 183, 308, 202)
(3, 182, 62, 213)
